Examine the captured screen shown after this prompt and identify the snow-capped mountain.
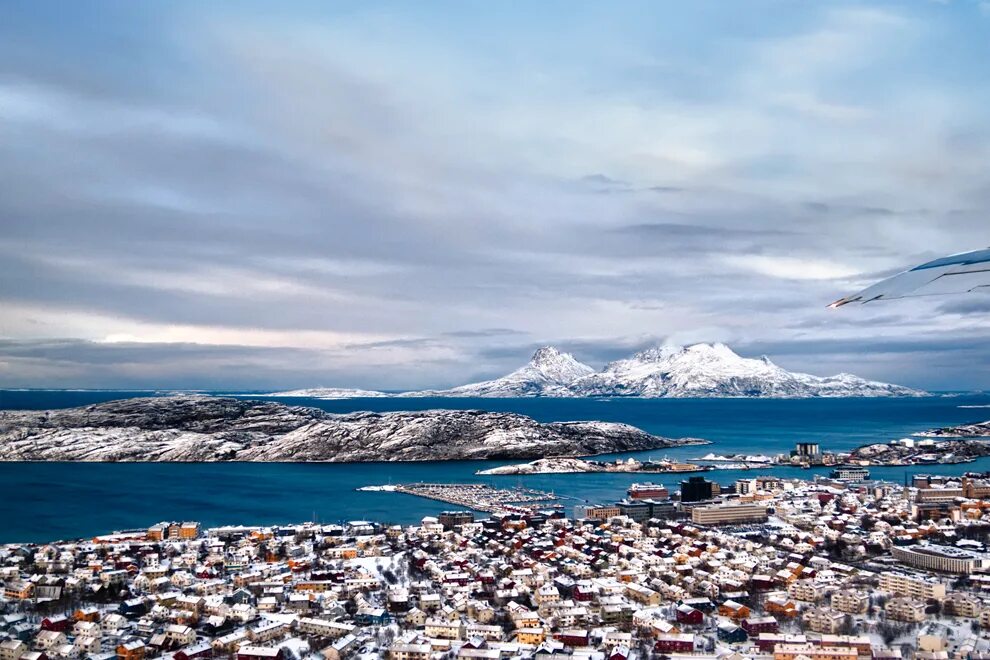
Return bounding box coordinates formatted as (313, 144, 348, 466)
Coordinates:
(405, 346, 595, 397)
(568, 343, 923, 398)
(265, 342, 924, 399)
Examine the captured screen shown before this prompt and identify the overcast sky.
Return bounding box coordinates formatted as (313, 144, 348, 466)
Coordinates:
(2, 1, 990, 391)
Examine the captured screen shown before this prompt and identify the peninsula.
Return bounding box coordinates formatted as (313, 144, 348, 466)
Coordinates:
(0, 396, 703, 462)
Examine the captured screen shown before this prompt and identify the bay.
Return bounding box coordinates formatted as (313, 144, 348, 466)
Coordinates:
(1, 390, 989, 544)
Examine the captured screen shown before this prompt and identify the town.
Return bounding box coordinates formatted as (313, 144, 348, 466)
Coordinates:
(5, 464, 990, 660)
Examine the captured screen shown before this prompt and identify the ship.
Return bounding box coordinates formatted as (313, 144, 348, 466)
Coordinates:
(628, 482, 670, 499)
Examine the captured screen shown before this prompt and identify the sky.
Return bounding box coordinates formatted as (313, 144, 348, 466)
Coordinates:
(2, 0, 990, 391)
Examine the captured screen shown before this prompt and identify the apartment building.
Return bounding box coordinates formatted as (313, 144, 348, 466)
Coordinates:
(891, 544, 989, 574)
(691, 502, 768, 525)
(878, 572, 946, 599)
(773, 643, 858, 660)
(830, 590, 869, 615)
(884, 597, 928, 623)
(801, 608, 846, 634)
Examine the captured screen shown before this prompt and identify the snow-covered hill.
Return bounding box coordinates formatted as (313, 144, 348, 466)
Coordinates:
(0, 396, 700, 462)
(568, 343, 923, 398)
(403, 346, 595, 397)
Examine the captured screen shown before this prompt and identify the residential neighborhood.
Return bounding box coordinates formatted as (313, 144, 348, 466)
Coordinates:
(3, 473, 990, 660)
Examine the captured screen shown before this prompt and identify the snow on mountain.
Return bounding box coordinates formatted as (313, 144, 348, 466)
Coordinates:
(404, 346, 595, 397)
(264, 387, 389, 399)
(265, 342, 923, 399)
(568, 342, 924, 398)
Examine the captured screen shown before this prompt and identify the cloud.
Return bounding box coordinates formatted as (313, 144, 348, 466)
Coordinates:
(0, 3, 989, 389)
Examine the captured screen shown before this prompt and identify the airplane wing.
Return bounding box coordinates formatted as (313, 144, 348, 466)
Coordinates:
(829, 247, 990, 308)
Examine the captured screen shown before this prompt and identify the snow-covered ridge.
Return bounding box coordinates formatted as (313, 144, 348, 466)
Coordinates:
(0, 396, 701, 462)
(268, 343, 924, 399)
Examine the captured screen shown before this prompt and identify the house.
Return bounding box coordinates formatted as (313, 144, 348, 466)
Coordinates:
(676, 604, 704, 626)
(425, 618, 463, 640)
(719, 600, 751, 620)
(40, 617, 69, 634)
(766, 597, 799, 618)
(655, 634, 695, 653)
(173, 643, 213, 660)
(554, 630, 589, 647)
(515, 629, 546, 645)
(388, 643, 431, 660)
(73, 609, 100, 623)
(742, 617, 778, 635)
(101, 614, 127, 636)
(116, 641, 145, 660)
(4, 581, 34, 600)
(34, 633, 67, 653)
(354, 608, 390, 626)
(1, 640, 28, 660)
(165, 625, 196, 647)
(718, 623, 748, 644)
(236, 647, 284, 660)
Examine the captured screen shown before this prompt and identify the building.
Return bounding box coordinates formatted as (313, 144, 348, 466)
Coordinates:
(802, 608, 846, 634)
(827, 590, 868, 614)
(437, 511, 474, 529)
(878, 572, 946, 599)
(675, 605, 703, 626)
(424, 619, 463, 640)
(116, 641, 145, 660)
(236, 647, 284, 660)
(681, 477, 718, 503)
(1, 641, 28, 660)
(773, 643, 858, 660)
(788, 580, 826, 603)
(388, 644, 431, 660)
(891, 544, 989, 574)
(884, 597, 928, 623)
(574, 505, 620, 521)
(742, 617, 778, 635)
(5, 581, 34, 600)
(916, 487, 964, 503)
(654, 634, 695, 653)
(296, 618, 354, 639)
(794, 443, 822, 463)
(945, 593, 983, 618)
(692, 502, 768, 525)
(628, 483, 669, 499)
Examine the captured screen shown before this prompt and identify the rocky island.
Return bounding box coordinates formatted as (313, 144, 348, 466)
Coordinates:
(476, 455, 711, 475)
(918, 420, 990, 438)
(848, 437, 990, 465)
(0, 396, 703, 462)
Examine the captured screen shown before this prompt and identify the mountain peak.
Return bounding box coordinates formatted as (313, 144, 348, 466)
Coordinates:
(530, 346, 565, 364)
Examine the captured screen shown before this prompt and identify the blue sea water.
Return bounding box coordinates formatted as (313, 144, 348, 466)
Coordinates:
(1, 390, 990, 544)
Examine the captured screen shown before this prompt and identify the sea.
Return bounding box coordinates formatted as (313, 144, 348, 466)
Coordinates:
(2, 389, 990, 544)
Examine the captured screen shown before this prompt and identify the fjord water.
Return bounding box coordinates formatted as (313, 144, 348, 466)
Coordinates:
(2, 390, 990, 544)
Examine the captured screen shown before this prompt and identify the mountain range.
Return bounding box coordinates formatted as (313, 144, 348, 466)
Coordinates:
(270, 343, 924, 399)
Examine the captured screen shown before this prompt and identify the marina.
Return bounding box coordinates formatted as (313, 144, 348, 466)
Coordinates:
(362, 482, 565, 514)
